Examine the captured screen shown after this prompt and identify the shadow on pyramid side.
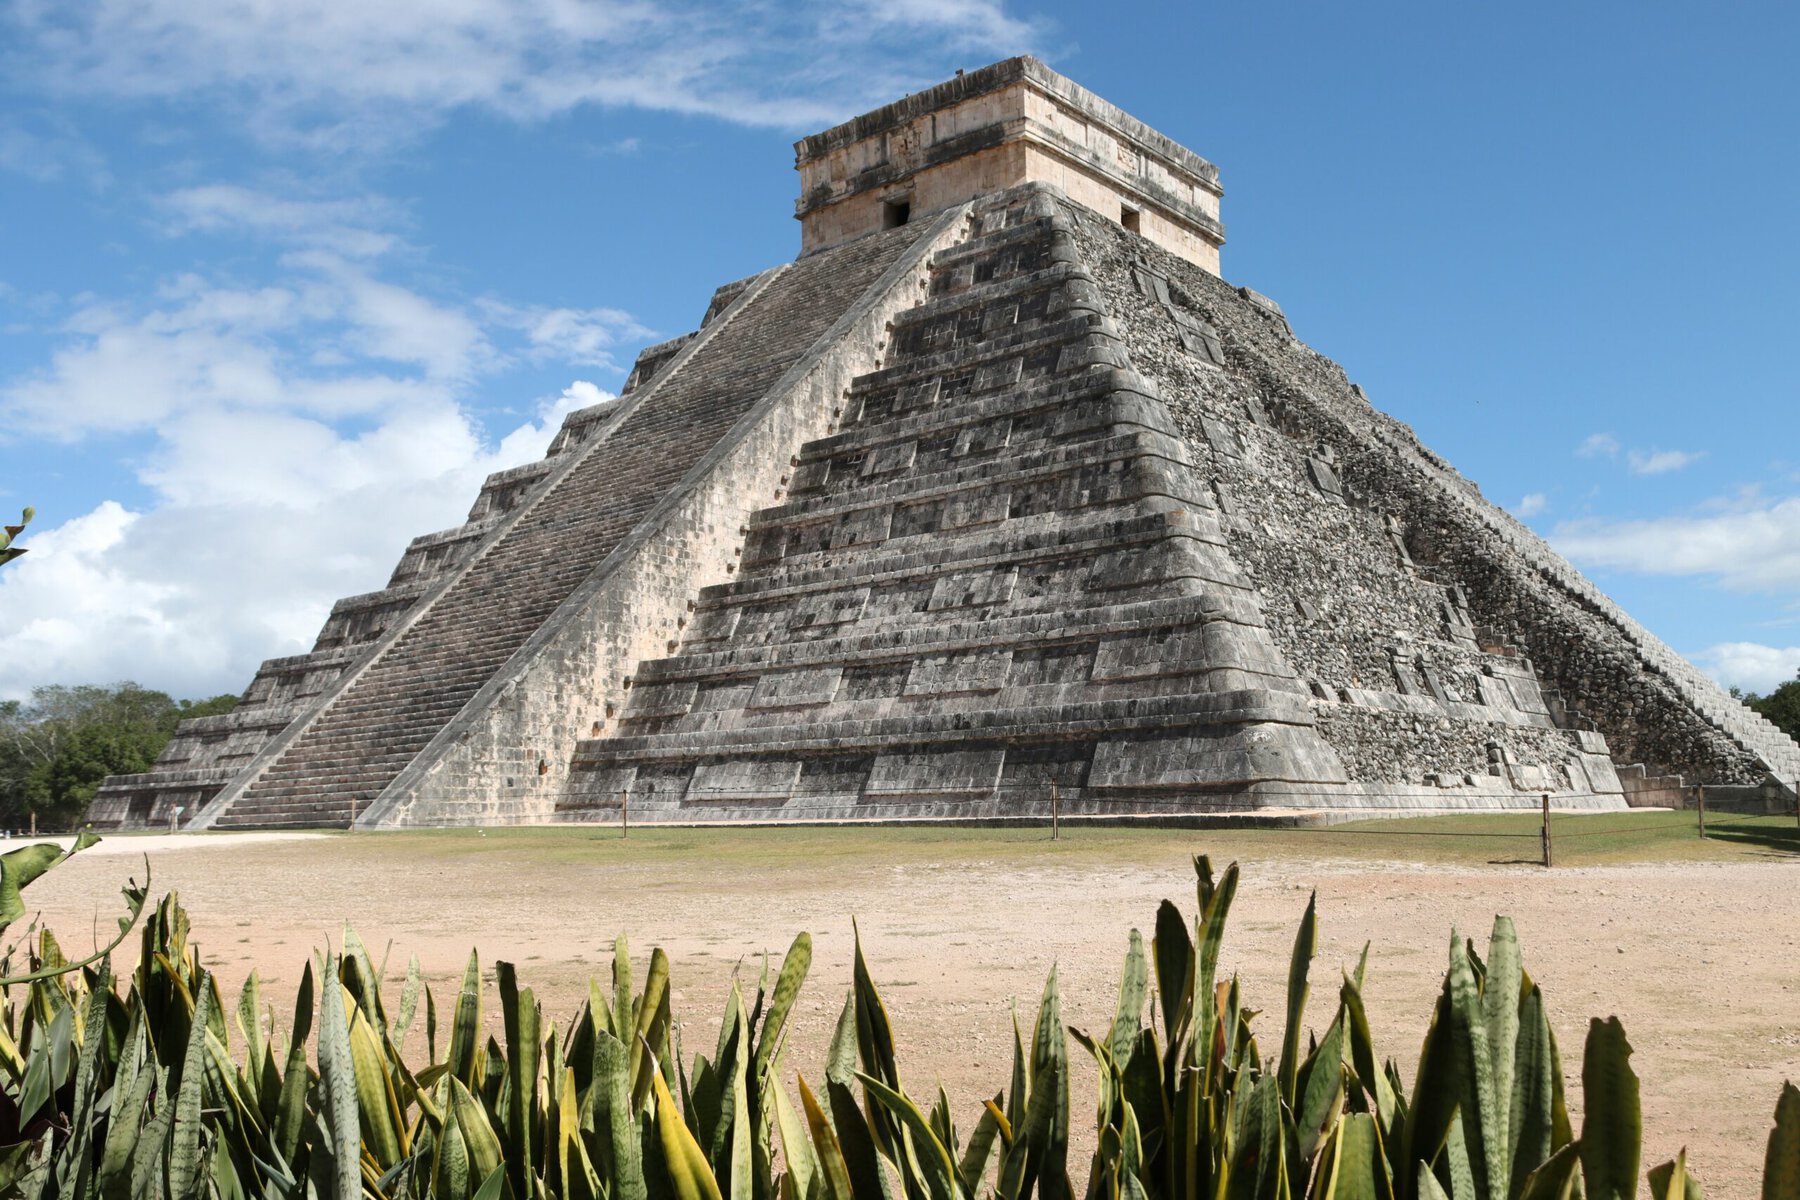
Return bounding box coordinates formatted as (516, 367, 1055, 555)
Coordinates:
(90, 60, 1800, 830)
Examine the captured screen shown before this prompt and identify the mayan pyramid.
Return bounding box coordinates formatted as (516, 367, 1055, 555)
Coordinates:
(90, 57, 1800, 830)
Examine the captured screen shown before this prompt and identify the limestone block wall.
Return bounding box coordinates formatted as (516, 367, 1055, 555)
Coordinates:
(365, 206, 972, 824)
(1076, 206, 1797, 789)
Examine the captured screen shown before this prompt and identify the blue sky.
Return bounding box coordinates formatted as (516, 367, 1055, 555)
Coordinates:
(2, 0, 1796, 702)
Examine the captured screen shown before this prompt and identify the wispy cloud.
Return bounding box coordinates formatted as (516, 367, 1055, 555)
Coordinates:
(1574, 432, 1703, 476)
(1515, 492, 1548, 517)
(158, 184, 403, 258)
(1576, 432, 1620, 459)
(4, 0, 1054, 147)
(1626, 447, 1703, 475)
(1552, 494, 1800, 592)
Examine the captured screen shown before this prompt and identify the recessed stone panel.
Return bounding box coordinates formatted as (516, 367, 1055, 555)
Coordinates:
(688, 759, 803, 802)
(865, 749, 1005, 796)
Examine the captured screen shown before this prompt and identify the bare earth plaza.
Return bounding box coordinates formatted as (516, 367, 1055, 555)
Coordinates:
(5, 47, 1800, 1200)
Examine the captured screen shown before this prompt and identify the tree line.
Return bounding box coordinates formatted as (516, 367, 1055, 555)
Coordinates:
(0, 682, 238, 831)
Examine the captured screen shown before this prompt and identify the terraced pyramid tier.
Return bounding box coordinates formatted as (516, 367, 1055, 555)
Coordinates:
(556, 189, 1633, 824)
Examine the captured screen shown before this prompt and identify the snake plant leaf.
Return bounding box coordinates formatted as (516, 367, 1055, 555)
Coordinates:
(349, 1006, 408, 1166)
(235, 969, 265, 1067)
(449, 950, 483, 1089)
(1416, 1168, 1452, 1200)
(631, 948, 672, 1112)
(1030, 966, 1071, 1200)
(55, 969, 111, 1200)
(957, 1094, 1004, 1197)
(450, 1075, 505, 1186)
(796, 1076, 855, 1200)
(128, 1064, 173, 1200)
(1442, 930, 1500, 1200)
(774, 1079, 821, 1200)
(317, 961, 364, 1200)
(167, 971, 215, 1200)
(1153, 900, 1194, 1052)
(1314, 1114, 1393, 1200)
(472, 1163, 509, 1200)
(1225, 1075, 1284, 1200)
(1444, 1111, 1476, 1200)
(393, 954, 423, 1052)
(755, 933, 813, 1087)
(1278, 891, 1318, 1110)
(1512, 1143, 1578, 1200)
(596, 1031, 650, 1200)
(273, 960, 317, 1164)
(1340, 975, 1397, 1138)
(1479, 918, 1521, 1198)
(1006, 1006, 1028, 1132)
(497, 960, 541, 1198)
(1577, 1018, 1640, 1200)
(858, 1073, 961, 1200)
(1766, 1082, 1800, 1200)
(98, 1025, 154, 1200)
(1507, 984, 1555, 1196)
(1110, 930, 1150, 1068)
(656, 1070, 726, 1200)
(1647, 1151, 1703, 1200)
(827, 1077, 893, 1200)
(1296, 1014, 1346, 1165)
(1193, 862, 1239, 1086)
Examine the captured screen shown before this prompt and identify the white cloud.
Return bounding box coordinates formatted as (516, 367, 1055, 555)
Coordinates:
(4, 0, 1053, 144)
(0, 379, 614, 701)
(0, 210, 638, 699)
(1515, 492, 1548, 517)
(1, 262, 489, 439)
(1576, 432, 1620, 459)
(1695, 642, 1800, 696)
(1551, 494, 1800, 592)
(1626, 448, 1703, 476)
(158, 184, 401, 258)
(489, 302, 655, 368)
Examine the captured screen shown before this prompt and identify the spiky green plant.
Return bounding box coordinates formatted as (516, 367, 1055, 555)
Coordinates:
(2, 850, 1799, 1198)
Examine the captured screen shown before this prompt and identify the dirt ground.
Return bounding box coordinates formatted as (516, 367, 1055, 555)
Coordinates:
(13, 825, 1798, 1194)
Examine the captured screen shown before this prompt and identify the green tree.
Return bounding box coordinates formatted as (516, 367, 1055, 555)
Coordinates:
(1745, 670, 1800, 742)
(0, 683, 238, 830)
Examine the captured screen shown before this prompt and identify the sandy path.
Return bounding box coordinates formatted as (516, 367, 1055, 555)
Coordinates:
(14, 829, 1797, 1194)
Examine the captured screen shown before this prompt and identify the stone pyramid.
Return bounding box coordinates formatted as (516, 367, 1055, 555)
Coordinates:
(91, 57, 1800, 830)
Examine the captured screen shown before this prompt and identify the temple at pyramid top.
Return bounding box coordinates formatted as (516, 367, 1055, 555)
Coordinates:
(795, 57, 1226, 272)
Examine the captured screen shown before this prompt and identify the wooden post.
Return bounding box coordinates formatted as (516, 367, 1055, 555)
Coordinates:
(1051, 781, 1060, 841)
(621, 787, 630, 840)
(1696, 784, 1705, 839)
(1540, 793, 1552, 868)
(29, 811, 36, 837)
(348, 793, 359, 830)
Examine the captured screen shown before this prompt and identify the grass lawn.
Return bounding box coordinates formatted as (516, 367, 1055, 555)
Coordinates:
(256, 807, 1800, 871)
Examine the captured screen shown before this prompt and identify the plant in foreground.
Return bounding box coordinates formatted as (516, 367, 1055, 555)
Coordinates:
(0, 852, 1795, 1199)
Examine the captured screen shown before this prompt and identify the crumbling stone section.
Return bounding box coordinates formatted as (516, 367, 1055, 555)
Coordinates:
(1067, 204, 1795, 790)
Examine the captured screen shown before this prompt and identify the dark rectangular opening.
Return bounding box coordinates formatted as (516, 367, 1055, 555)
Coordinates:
(883, 197, 912, 229)
(1121, 205, 1142, 234)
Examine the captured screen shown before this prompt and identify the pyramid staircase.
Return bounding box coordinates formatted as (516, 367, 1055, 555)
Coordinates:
(558, 190, 1350, 821)
(160, 219, 939, 829)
